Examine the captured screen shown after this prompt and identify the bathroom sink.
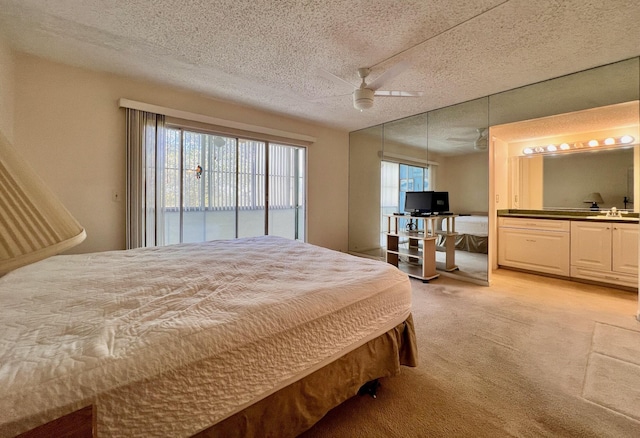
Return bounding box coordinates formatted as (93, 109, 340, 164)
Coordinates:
(586, 216, 639, 221)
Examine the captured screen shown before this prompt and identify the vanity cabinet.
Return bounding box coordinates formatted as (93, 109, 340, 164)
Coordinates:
(570, 221, 638, 288)
(498, 217, 570, 276)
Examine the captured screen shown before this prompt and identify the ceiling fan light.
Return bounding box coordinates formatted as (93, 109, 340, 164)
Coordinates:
(353, 88, 374, 110)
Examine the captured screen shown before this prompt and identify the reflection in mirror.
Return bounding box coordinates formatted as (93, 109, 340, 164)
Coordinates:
(427, 98, 489, 283)
(349, 97, 492, 284)
(489, 58, 640, 126)
(349, 56, 640, 286)
(543, 148, 636, 211)
(381, 113, 430, 220)
(492, 100, 640, 213)
(348, 125, 384, 258)
(489, 56, 639, 274)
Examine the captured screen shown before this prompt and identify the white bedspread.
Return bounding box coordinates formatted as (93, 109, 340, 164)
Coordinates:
(0, 236, 411, 437)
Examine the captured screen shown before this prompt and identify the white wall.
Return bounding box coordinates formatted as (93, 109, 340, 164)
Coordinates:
(0, 39, 14, 142)
(11, 53, 349, 254)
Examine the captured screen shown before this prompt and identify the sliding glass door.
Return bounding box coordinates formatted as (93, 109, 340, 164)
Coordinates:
(162, 127, 304, 244)
(237, 139, 266, 238)
(269, 144, 305, 240)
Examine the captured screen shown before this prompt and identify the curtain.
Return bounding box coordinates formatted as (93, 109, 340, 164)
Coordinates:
(126, 109, 166, 249)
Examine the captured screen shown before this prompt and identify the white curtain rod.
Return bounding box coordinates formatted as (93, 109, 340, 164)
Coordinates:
(118, 98, 317, 144)
(379, 150, 439, 166)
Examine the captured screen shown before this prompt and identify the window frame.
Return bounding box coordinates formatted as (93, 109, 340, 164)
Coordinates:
(163, 122, 307, 242)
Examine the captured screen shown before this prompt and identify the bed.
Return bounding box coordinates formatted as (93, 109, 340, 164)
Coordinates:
(0, 235, 416, 438)
(439, 215, 488, 254)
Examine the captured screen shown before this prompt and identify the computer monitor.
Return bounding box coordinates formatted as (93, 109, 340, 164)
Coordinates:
(430, 191, 450, 213)
(404, 191, 433, 215)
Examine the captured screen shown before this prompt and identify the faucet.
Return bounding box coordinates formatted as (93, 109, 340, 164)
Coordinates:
(606, 207, 622, 218)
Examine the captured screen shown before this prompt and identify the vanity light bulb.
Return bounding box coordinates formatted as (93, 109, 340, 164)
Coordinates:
(546, 144, 557, 152)
(620, 135, 634, 144)
(588, 139, 599, 147)
(560, 143, 570, 150)
(604, 137, 615, 145)
(523, 147, 533, 155)
(534, 146, 544, 153)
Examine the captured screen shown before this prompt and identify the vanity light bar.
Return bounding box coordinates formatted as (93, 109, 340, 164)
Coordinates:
(522, 135, 636, 155)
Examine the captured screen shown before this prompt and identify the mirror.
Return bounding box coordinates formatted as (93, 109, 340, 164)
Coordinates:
(349, 98, 491, 284)
(349, 56, 640, 285)
(348, 125, 384, 258)
(427, 98, 489, 283)
(542, 147, 635, 211)
(492, 100, 640, 212)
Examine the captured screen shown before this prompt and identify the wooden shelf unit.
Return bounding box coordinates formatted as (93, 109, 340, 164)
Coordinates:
(384, 214, 459, 281)
(386, 231, 439, 281)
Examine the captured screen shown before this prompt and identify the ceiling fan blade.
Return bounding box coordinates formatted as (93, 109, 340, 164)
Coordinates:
(317, 69, 356, 90)
(367, 61, 410, 91)
(446, 137, 473, 143)
(374, 90, 424, 97)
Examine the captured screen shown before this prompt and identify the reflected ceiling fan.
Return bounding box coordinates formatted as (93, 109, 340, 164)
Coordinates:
(447, 128, 488, 150)
(473, 128, 488, 150)
(318, 61, 424, 110)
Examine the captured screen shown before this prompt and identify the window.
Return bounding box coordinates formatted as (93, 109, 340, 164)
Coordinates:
(162, 127, 305, 245)
(380, 161, 432, 245)
(398, 163, 431, 212)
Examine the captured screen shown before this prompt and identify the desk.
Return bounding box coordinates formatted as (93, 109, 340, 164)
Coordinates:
(385, 214, 459, 280)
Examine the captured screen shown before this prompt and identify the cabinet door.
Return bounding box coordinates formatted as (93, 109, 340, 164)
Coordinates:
(498, 228, 570, 276)
(612, 223, 639, 275)
(570, 222, 611, 271)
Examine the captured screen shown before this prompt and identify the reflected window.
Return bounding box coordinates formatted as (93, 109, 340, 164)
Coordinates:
(380, 161, 431, 245)
(398, 163, 430, 212)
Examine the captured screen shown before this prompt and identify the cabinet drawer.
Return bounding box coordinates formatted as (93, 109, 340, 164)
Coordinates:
(570, 266, 638, 288)
(499, 217, 570, 232)
(498, 227, 570, 276)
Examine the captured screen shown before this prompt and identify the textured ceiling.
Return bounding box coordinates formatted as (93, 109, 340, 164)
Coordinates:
(1, 0, 640, 142)
(491, 101, 640, 143)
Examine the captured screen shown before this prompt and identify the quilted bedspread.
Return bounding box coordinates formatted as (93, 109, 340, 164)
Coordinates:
(0, 236, 411, 437)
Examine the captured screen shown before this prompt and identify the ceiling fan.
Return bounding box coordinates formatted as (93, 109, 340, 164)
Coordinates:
(473, 128, 488, 150)
(447, 128, 488, 150)
(319, 61, 424, 110)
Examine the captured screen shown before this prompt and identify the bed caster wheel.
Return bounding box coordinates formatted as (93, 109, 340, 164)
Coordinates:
(358, 379, 380, 398)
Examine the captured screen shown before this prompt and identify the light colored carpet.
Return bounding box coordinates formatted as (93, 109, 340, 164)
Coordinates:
(300, 269, 640, 437)
(436, 249, 487, 281)
(583, 323, 640, 421)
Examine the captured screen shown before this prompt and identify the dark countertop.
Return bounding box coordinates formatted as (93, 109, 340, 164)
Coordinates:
(497, 209, 640, 223)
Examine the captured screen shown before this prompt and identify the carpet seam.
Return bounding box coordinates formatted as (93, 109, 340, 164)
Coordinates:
(580, 322, 598, 399)
(593, 320, 640, 334)
(581, 394, 640, 424)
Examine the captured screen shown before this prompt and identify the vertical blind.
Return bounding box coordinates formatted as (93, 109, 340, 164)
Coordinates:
(126, 109, 306, 248)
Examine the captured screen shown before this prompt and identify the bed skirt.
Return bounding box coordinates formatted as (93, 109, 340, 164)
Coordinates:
(192, 314, 418, 438)
(437, 234, 488, 254)
(11, 315, 417, 438)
